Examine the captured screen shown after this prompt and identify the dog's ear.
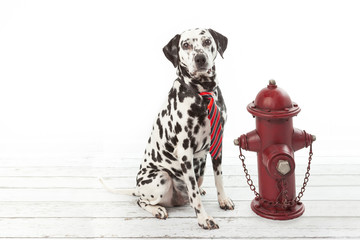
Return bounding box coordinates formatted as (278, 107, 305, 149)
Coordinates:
(163, 34, 181, 68)
(208, 29, 228, 58)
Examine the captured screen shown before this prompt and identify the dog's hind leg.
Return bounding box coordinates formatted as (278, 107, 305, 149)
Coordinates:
(137, 198, 168, 219)
(136, 171, 176, 219)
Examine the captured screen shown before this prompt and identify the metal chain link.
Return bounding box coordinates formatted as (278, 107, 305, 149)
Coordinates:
(238, 150, 260, 198)
(295, 143, 313, 203)
(238, 143, 313, 208)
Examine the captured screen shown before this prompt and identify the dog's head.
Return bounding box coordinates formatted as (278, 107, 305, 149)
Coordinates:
(163, 28, 228, 78)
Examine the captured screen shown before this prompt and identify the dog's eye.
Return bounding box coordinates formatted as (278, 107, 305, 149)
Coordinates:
(204, 39, 212, 46)
(182, 42, 190, 49)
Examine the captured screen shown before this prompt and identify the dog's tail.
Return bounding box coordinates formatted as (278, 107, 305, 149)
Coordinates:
(98, 177, 139, 196)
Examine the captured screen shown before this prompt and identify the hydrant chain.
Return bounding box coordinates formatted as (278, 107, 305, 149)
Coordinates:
(239, 143, 314, 208)
(239, 150, 260, 198)
(295, 143, 313, 203)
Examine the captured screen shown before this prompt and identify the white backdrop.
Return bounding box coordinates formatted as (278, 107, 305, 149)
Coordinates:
(1, 0, 359, 160)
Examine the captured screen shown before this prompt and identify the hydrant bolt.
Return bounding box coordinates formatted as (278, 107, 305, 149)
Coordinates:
(277, 160, 291, 175)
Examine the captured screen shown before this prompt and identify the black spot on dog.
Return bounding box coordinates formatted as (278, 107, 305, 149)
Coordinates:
(151, 149, 156, 161)
(156, 118, 163, 139)
(189, 176, 196, 190)
(177, 111, 183, 119)
(194, 125, 200, 134)
(186, 161, 192, 169)
(156, 151, 163, 162)
(164, 142, 174, 153)
(187, 131, 193, 138)
(170, 135, 178, 145)
(183, 139, 189, 149)
(175, 122, 182, 134)
(162, 150, 177, 161)
(161, 109, 167, 117)
(156, 142, 160, 151)
(181, 163, 187, 173)
(187, 118, 193, 129)
(168, 121, 173, 132)
(141, 179, 153, 185)
(182, 156, 187, 161)
(165, 129, 169, 140)
(148, 162, 158, 170)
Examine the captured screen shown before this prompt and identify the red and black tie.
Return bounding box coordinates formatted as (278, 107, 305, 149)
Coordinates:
(200, 92, 223, 160)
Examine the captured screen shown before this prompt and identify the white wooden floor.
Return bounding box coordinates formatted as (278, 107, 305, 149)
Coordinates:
(0, 153, 359, 239)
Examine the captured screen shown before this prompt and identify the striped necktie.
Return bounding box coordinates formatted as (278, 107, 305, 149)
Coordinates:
(200, 92, 223, 160)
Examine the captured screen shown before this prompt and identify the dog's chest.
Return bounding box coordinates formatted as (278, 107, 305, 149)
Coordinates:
(143, 79, 226, 169)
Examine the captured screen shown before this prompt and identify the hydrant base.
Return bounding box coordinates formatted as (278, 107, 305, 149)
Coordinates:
(251, 198, 305, 220)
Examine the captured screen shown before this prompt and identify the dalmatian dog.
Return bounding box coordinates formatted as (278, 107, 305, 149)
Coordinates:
(100, 28, 234, 230)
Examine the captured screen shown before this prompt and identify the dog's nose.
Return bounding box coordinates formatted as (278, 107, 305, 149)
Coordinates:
(195, 54, 207, 68)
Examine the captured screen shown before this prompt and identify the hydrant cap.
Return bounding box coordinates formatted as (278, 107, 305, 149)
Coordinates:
(247, 80, 301, 119)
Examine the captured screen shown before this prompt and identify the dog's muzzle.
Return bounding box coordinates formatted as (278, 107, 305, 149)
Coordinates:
(195, 54, 207, 70)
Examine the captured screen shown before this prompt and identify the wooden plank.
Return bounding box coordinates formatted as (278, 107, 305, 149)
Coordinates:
(0, 155, 357, 167)
(2, 238, 353, 240)
(0, 218, 359, 238)
(0, 186, 359, 202)
(0, 163, 358, 177)
(0, 201, 359, 218)
(0, 174, 358, 189)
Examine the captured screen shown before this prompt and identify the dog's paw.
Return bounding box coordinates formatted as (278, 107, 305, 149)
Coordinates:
(198, 216, 219, 230)
(199, 187, 206, 196)
(219, 197, 235, 210)
(153, 206, 168, 219)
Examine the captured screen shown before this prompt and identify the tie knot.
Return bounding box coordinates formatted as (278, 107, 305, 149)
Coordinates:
(200, 92, 214, 99)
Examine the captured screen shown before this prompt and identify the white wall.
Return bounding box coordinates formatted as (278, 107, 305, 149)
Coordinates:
(1, 0, 359, 160)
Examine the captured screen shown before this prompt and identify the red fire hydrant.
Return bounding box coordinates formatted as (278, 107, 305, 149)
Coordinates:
(234, 80, 316, 220)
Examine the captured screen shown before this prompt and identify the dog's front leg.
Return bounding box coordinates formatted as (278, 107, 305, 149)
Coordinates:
(212, 152, 235, 210)
(178, 149, 219, 230)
